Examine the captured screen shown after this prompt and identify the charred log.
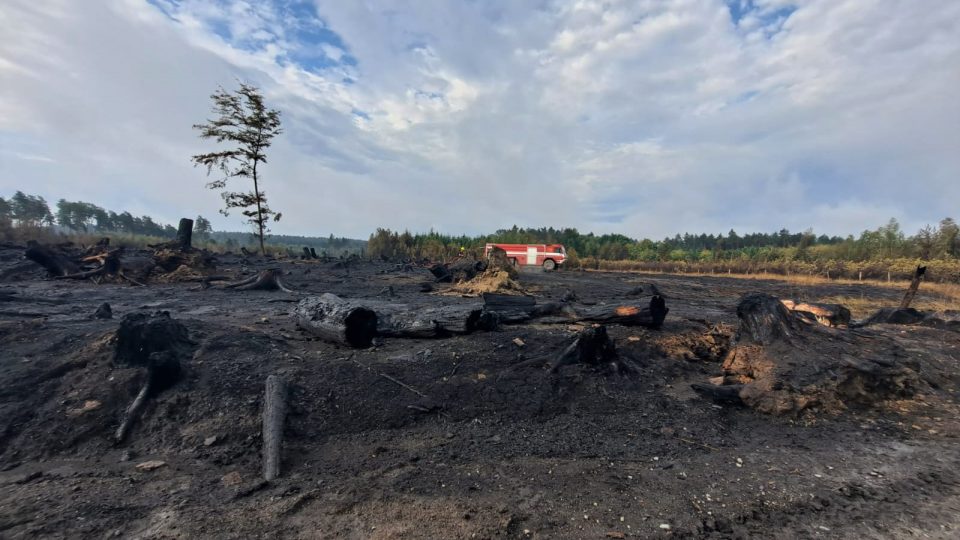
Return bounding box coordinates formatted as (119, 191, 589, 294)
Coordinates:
(262, 374, 287, 481)
(377, 303, 490, 337)
(780, 300, 851, 328)
(625, 283, 661, 297)
(855, 307, 958, 331)
(24, 241, 80, 277)
(295, 294, 490, 346)
(55, 248, 138, 284)
(573, 295, 668, 329)
(429, 260, 487, 283)
(691, 383, 744, 405)
(482, 293, 536, 323)
(295, 294, 379, 347)
(482, 293, 536, 311)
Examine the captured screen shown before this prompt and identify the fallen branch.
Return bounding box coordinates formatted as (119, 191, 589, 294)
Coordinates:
(379, 372, 429, 399)
(633, 425, 719, 452)
(350, 355, 433, 402)
(115, 376, 153, 443)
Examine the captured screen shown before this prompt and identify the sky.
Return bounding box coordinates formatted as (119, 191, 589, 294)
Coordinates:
(0, 0, 958, 240)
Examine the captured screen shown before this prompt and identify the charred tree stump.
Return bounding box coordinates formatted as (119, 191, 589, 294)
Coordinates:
(224, 269, 294, 292)
(262, 375, 288, 481)
(694, 293, 923, 416)
(899, 265, 926, 309)
(24, 241, 80, 277)
(113, 313, 192, 443)
(176, 218, 193, 251)
(736, 293, 802, 345)
(429, 264, 453, 283)
(94, 302, 113, 319)
(550, 325, 639, 374)
(302, 247, 312, 259)
(310, 247, 318, 259)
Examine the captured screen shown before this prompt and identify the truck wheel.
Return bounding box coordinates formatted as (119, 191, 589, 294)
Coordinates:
(543, 259, 556, 271)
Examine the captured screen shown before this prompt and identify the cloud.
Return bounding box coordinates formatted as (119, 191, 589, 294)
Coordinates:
(0, 0, 957, 240)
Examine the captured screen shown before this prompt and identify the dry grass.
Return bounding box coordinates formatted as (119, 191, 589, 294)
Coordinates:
(610, 268, 960, 319)
(450, 269, 525, 296)
(635, 269, 959, 302)
(728, 273, 960, 307)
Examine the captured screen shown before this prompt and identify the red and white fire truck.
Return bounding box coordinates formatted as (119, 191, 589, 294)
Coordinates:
(484, 243, 567, 270)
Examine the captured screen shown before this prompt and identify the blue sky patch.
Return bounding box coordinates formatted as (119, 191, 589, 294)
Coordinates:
(147, 0, 358, 73)
(726, 0, 796, 34)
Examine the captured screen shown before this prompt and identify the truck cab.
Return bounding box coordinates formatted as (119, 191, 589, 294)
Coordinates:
(484, 243, 566, 270)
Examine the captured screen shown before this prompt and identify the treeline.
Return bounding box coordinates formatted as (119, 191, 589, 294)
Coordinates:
(368, 218, 960, 264)
(0, 191, 181, 238)
(0, 191, 363, 253)
(204, 231, 365, 253)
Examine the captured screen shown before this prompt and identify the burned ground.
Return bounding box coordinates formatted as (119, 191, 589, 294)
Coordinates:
(1, 249, 959, 539)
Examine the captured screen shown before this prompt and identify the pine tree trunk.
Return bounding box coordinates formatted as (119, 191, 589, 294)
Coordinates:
(252, 160, 265, 255)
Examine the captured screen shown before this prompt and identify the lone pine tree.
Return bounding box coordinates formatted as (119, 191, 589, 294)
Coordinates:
(192, 83, 282, 254)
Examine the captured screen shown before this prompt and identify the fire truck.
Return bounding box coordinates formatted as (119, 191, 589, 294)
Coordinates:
(484, 243, 567, 270)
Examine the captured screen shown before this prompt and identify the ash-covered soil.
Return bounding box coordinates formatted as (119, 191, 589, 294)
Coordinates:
(1, 249, 959, 539)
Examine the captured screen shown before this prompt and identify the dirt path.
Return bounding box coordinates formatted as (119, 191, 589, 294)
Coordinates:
(1, 254, 959, 538)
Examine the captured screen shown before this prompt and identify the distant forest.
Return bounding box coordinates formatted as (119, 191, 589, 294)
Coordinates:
(368, 218, 960, 263)
(3, 191, 959, 279)
(0, 191, 363, 253)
